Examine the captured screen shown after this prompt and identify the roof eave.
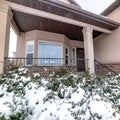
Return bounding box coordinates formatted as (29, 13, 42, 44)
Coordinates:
(47, 0, 120, 28)
(101, 0, 120, 16)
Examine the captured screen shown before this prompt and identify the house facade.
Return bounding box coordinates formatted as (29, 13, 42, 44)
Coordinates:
(0, 0, 120, 74)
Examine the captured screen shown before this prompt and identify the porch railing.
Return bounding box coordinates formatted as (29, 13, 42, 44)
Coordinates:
(4, 57, 88, 76)
(4, 57, 118, 76)
(94, 60, 118, 76)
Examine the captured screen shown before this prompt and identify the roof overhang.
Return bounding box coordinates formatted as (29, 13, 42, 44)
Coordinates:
(3, 0, 120, 40)
(101, 0, 120, 16)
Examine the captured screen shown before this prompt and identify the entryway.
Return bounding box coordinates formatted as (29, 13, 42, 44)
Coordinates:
(76, 48, 85, 72)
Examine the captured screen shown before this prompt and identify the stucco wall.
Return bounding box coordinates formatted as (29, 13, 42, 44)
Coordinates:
(94, 26, 120, 64)
(16, 30, 84, 58)
(0, 7, 11, 73)
(106, 6, 120, 23)
(16, 33, 25, 57)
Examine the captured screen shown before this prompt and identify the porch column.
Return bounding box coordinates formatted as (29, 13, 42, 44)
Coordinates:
(0, 3, 13, 73)
(82, 26, 95, 74)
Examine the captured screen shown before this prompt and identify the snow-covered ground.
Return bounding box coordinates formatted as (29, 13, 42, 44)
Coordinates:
(0, 67, 120, 120)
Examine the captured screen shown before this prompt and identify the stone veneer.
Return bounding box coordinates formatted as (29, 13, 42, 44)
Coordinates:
(95, 62, 120, 75)
(105, 63, 120, 73)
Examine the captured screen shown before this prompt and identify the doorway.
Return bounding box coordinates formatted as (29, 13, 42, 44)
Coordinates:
(76, 48, 85, 72)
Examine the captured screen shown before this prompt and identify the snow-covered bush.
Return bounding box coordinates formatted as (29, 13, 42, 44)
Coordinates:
(0, 66, 120, 120)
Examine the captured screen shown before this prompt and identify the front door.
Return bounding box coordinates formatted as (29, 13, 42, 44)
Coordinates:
(76, 48, 85, 72)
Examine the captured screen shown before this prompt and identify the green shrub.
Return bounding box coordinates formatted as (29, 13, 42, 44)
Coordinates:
(0, 116, 6, 120)
(53, 67, 68, 77)
(8, 111, 27, 120)
(1, 65, 120, 120)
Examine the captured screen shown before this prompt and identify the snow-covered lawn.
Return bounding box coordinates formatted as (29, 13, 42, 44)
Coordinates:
(0, 67, 120, 120)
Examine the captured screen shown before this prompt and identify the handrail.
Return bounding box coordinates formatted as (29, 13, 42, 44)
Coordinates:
(4, 57, 87, 60)
(94, 60, 118, 76)
(4, 57, 88, 68)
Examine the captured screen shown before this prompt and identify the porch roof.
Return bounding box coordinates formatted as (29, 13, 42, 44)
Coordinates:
(6, 0, 120, 41)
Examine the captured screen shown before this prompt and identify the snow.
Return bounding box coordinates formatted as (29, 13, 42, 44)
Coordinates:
(70, 87, 85, 103)
(89, 100, 114, 119)
(0, 84, 13, 116)
(0, 68, 120, 120)
(0, 96, 11, 115)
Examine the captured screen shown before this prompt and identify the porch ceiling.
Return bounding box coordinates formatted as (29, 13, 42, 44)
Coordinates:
(12, 10, 102, 41)
(6, 0, 119, 30)
(6, 0, 120, 40)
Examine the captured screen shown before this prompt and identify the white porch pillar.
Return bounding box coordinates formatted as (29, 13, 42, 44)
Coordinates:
(0, 3, 13, 73)
(82, 26, 95, 74)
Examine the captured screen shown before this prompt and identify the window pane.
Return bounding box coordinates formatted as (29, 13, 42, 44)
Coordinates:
(26, 53, 33, 65)
(65, 55, 68, 65)
(26, 41, 34, 53)
(65, 45, 69, 65)
(65, 48, 68, 54)
(38, 41, 62, 65)
(72, 48, 76, 65)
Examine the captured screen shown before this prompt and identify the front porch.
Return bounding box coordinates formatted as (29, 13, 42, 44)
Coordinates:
(0, 0, 119, 75)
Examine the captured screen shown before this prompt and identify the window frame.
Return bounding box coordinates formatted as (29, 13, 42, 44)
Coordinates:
(71, 47, 76, 65)
(65, 45, 69, 65)
(26, 40, 34, 66)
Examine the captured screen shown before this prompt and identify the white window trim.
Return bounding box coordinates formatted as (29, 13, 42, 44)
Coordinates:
(72, 47, 76, 66)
